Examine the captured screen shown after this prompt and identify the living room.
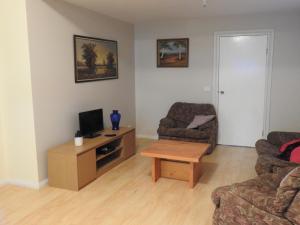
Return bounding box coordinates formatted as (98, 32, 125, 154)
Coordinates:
(1, 0, 300, 224)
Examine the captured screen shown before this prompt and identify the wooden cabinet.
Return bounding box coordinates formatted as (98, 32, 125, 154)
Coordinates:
(48, 128, 135, 191)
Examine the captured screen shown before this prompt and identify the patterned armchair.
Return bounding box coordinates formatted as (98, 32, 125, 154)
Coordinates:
(212, 167, 300, 225)
(255, 131, 300, 175)
(157, 102, 218, 154)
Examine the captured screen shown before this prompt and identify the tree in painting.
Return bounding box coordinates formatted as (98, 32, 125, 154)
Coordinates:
(82, 43, 97, 73)
(160, 42, 172, 59)
(173, 40, 186, 60)
(106, 52, 115, 69)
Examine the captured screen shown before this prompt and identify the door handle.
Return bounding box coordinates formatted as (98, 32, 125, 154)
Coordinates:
(219, 91, 225, 94)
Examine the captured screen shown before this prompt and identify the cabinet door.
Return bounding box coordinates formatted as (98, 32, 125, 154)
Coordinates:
(122, 130, 136, 159)
(77, 149, 96, 189)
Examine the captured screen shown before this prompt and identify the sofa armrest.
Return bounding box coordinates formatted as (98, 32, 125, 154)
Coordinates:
(255, 139, 279, 156)
(212, 186, 232, 207)
(267, 131, 300, 146)
(158, 117, 176, 129)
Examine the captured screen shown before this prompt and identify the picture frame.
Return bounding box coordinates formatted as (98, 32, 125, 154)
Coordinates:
(73, 35, 118, 83)
(157, 38, 189, 68)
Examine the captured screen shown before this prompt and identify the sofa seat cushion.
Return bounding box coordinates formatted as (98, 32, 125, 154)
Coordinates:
(212, 185, 293, 225)
(231, 179, 280, 215)
(158, 127, 210, 139)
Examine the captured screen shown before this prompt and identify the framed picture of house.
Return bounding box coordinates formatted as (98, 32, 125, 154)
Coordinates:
(157, 38, 189, 67)
(73, 35, 118, 83)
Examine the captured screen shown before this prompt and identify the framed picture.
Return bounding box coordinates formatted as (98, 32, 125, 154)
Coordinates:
(73, 35, 118, 83)
(157, 38, 189, 67)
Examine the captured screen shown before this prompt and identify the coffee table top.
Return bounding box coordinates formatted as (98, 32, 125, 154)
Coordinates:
(141, 140, 210, 162)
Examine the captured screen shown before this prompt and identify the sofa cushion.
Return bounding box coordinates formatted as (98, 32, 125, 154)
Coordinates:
(186, 115, 215, 129)
(158, 127, 210, 139)
(279, 139, 300, 153)
(231, 177, 280, 215)
(291, 147, 300, 163)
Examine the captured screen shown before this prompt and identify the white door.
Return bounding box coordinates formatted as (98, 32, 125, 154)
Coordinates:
(218, 35, 268, 147)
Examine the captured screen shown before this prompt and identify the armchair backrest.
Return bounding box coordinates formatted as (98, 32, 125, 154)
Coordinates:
(167, 102, 216, 124)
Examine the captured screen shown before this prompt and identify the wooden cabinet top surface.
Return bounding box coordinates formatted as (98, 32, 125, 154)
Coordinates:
(48, 127, 135, 156)
(141, 140, 210, 162)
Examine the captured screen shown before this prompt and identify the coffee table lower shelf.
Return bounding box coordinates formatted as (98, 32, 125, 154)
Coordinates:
(152, 158, 202, 188)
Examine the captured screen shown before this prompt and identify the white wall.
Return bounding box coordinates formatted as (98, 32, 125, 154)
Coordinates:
(0, 0, 39, 186)
(26, 0, 135, 181)
(135, 12, 300, 138)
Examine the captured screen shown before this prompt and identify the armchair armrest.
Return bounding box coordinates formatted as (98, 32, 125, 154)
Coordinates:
(267, 131, 300, 146)
(257, 154, 298, 174)
(159, 117, 176, 128)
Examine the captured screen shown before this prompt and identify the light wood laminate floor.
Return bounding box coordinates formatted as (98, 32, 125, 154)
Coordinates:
(0, 139, 257, 225)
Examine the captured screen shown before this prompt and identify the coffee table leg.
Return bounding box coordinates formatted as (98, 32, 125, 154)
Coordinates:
(189, 162, 201, 188)
(152, 158, 161, 182)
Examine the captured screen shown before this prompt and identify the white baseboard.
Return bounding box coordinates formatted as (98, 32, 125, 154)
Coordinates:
(0, 179, 8, 186)
(38, 179, 48, 188)
(137, 134, 158, 140)
(0, 178, 48, 189)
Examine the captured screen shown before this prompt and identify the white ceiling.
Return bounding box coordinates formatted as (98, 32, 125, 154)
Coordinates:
(64, 0, 300, 23)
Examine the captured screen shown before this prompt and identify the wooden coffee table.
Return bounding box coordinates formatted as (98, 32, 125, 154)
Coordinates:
(141, 140, 210, 188)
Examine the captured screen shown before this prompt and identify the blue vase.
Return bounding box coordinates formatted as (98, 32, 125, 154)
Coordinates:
(110, 110, 121, 130)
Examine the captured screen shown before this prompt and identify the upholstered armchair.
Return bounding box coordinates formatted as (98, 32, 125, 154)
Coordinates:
(255, 131, 300, 175)
(157, 102, 218, 154)
(212, 167, 300, 225)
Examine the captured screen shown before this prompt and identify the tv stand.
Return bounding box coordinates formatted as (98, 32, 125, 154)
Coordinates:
(48, 127, 135, 191)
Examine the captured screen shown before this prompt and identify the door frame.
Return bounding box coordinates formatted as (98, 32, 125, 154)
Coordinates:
(213, 30, 274, 139)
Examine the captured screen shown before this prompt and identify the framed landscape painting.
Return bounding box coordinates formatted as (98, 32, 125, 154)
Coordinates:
(74, 35, 118, 83)
(157, 38, 189, 67)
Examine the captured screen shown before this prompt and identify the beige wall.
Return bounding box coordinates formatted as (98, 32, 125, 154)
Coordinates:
(135, 12, 300, 138)
(0, 0, 39, 186)
(26, 0, 135, 181)
(0, 31, 6, 181)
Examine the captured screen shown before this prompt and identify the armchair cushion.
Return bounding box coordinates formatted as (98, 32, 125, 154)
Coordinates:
(158, 127, 210, 140)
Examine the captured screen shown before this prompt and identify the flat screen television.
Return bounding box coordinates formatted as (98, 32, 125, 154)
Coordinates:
(79, 109, 104, 138)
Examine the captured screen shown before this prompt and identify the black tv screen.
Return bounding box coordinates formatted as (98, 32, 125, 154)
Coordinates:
(79, 109, 104, 137)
